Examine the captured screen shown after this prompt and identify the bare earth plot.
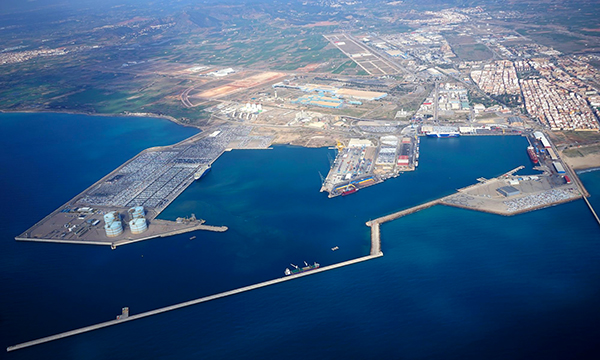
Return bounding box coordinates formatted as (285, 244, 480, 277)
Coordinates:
(193, 72, 286, 99)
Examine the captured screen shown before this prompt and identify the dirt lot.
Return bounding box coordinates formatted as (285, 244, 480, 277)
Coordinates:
(193, 72, 286, 99)
(550, 130, 600, 147)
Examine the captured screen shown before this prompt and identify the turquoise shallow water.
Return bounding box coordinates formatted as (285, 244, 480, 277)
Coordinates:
(1, 113, 600, 359)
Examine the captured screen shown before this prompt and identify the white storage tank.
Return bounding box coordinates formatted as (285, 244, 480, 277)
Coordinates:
(104, 211, 123, 237)
(128, 206, 145, 219)
(104, 211, 116, 223)
(129, 217, 147, 234)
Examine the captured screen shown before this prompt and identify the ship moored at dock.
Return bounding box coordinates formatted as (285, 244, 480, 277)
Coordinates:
(194, 164, 211, 180)
(284, 261, 320, 276)
(527, 146, 539, 164)
(426, 131, 460, 138)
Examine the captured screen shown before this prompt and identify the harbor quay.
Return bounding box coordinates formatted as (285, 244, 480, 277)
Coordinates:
(16, 217, 227, 248)
(15, 125, 271, 247)
(364, 128, 598, 226)
(321, 135, 420, 198)
(368, 167, 583, 229)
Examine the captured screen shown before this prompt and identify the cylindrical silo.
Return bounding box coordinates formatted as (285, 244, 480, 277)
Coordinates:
(128, 206, 145, 219)
(104, 211, 123, 237)
(104, 212, 115, 224)
(129, 217, 147, 234)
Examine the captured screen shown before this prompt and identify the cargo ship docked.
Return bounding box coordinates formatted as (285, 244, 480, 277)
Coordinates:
(426, 131, 460, 138)
(342, 187, 358, 196)
(194, 164, 211, 180)
(334, 183, 358, 196)
(527, 146, 539, 164)
(284, 261, 320, 276)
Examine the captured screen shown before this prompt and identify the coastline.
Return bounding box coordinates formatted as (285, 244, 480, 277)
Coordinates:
(0, 109, 331, 148)
(0, 109, 203, 131)
(576, 167, 600, 174)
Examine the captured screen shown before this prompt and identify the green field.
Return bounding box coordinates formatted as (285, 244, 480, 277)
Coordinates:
(469, 91, 497, 108)
(452, 44, 494, 61)
(515, 28, 593, 53)
(563, 144, 600, 157)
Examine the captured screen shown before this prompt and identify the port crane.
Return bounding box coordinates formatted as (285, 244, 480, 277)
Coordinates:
(318, 171, 326, 186)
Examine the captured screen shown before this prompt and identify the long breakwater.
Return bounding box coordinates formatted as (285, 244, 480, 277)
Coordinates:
(10, 162, 597, 352)
(7, 253, 382, 352)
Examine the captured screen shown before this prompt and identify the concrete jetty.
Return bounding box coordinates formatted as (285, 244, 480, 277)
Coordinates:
(15, 220, 227, 248)
(563, 161, 590, 197)
(369, 222, 381, 255)
(365, 199, 441, 258)
(583, 196, 600, 227)
(7, 253, 382, 352)
(369, 198, 442, 225)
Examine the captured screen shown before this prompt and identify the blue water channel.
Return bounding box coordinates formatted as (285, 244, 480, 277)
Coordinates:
(1, 112, 599, 359)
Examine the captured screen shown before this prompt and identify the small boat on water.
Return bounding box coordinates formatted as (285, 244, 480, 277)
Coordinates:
(331, 246, 339, 251)
(189, 236, 196, 240)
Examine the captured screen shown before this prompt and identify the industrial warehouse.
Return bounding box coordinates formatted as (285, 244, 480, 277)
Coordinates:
(274, 81, 387, 109)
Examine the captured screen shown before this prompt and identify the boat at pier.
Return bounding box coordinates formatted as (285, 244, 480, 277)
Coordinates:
(342, 187, 358, 196)
(426, 131, 460, 138)
(194, 164, 211, 180)
(334, 183, 359, 196)
(284, 261, 320, 276)
(527, 146, 539, 164)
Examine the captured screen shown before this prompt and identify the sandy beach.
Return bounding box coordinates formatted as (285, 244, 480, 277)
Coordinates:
(561, 149, 600, 170)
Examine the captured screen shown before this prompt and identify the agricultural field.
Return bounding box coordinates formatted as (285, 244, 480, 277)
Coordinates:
(452, 44, 494, 61)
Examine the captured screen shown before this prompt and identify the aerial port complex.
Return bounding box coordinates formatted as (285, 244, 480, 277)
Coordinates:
(16, 26, 600, 248)
(10, 120, 596, 351)
(7, 1, 600, 352)
(16, 122, 591, 248)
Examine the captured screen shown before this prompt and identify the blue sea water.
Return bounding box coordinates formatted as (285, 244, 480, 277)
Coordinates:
(1, 113, 600, 359)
